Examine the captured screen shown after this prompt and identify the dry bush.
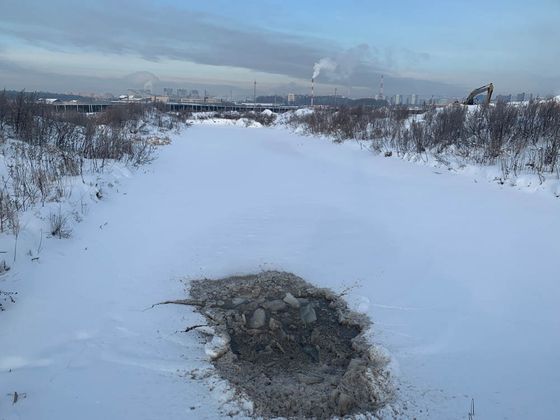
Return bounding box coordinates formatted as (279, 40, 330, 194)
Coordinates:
(49, 210, 72, 239)
(289, 100, 560, 179)
(0, 94, 166, 233)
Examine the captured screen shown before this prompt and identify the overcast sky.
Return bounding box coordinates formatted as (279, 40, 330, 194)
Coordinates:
(1, 0, 559, 97)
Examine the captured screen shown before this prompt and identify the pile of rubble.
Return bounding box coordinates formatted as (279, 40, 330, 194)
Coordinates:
(188, 271, 393, 418)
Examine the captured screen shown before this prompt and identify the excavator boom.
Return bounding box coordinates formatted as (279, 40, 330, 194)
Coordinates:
(463, 83, 494, 105)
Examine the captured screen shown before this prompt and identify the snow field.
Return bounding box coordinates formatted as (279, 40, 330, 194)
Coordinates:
(1, 123, 559, 419)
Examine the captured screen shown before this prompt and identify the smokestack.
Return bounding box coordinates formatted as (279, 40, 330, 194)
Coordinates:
(311, 77, 315, 107)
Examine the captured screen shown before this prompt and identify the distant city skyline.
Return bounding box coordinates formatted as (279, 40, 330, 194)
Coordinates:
(1, 0, 559, 97)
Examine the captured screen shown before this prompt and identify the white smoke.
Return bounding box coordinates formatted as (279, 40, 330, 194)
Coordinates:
(312, 57, 338, 79)
(123, 71, 160, 93)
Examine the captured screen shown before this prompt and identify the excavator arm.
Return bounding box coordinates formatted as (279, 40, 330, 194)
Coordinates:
(463, 83, 494, 105)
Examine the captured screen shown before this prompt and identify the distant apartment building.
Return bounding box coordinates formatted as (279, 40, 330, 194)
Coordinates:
(177, 88, 188, 98)
(287, 93, 295, 103)
(516, 92, 526, 102)
(163, 88, 174, 97)
(410, 94, 417, 105)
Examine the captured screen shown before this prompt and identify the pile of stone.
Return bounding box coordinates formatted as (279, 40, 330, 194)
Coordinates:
(187, 271, 394, 418)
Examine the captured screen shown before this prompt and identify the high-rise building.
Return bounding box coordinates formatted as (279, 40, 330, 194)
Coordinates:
(163, 88, 174, 97)
(177, 89, 188, 98)
(287, 93, 295, 103)
(410, 94, 417, 105)
(516, 92, 526, 102)
(496, 94, 512, 102)
(395, 94, 402, 105)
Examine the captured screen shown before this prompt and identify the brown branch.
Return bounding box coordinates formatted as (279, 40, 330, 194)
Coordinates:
(144, 298, 206, 311)
(181, 324, 208, 333)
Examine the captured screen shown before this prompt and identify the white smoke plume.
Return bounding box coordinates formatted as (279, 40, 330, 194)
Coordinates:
(312, 57, 338, 79)
(123, 71, 160, 92)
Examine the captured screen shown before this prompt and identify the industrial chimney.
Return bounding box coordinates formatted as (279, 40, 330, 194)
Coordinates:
(311, 78, 315, 107)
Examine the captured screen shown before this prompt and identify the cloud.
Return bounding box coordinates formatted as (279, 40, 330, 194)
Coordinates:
(0, 57, 257, 96)
(0, 0, 328, 80)
(0, 0, 456, 95)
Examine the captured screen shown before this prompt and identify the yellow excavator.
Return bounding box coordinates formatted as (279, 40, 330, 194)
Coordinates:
(463, 83, 494, 105)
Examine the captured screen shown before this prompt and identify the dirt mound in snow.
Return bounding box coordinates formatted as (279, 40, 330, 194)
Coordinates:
(189, 271, 393, 418)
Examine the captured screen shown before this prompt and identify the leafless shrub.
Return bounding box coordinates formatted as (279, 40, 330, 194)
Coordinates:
(98, 103, 146, 128)
(196, 111, 277, 126)
(288, 100, 560, 180)
(0, 261, 10, 275)
(427, 105, 467, 151)
(0, 187, 19, 234)
(0, 90, 8, 130)
(127, 139, 155, 166)
(0, 288, 16, 311)
(49, 210, 72, 239)
(410, 120, 426, 153)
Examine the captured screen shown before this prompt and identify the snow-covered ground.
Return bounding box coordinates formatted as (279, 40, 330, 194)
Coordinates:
(382, 146, 560, 199)
(1, 123, 560, 419)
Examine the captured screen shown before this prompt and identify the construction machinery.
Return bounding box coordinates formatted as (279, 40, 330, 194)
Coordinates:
(463, 83, 494, 105)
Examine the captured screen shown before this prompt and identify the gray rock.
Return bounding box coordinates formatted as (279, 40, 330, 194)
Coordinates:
(231, 297, 247, 306)
(300, 304, 317, 324)
(302, 344, 320, 362)
(297, 373, 324, 384)
(283, 292, 300, 308)
(263, 299, 287, 312)
(336, 391, 355, 416)
(268, 317, 282, 331)
(248, 308, 266, 329)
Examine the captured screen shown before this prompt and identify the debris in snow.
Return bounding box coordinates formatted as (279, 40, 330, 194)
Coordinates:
(0, 290, 17, 311)
(9, 391, 27, 405)
(185, 271, 394, 418)
(205, 333, 231, 361)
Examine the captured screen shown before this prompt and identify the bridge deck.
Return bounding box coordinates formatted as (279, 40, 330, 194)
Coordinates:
(52, 102, 300, 114)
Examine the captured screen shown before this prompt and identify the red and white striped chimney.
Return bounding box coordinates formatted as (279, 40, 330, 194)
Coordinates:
(311, 77, 315, 107)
